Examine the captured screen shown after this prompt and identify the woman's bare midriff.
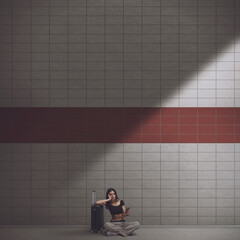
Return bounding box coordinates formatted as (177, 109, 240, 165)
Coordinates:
(110, 199, 125, 221)
(111, 213, 124, 221)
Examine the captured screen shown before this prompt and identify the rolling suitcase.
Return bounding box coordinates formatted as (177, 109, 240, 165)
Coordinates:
(91, 191, 104, 233)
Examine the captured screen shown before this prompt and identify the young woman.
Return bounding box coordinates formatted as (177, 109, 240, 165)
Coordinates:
(96, 188, 140, 237)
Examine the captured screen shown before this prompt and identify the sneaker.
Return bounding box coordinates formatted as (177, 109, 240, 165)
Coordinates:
(106, 231, 117, 236)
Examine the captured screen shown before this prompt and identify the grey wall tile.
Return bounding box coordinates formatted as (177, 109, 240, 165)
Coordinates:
(179, 217, 197, 225)
(161, 216, 178, 225)
(216, 217, 234, 225)
(143, 171, 160, 180)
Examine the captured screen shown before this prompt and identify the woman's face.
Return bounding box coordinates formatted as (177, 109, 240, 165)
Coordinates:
(108, 191, 116, 200)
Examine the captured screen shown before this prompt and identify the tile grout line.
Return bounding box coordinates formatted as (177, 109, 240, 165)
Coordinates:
(85, 0, 88, 223)
(141, 0, 143, 225)
(30, 0, 32, 108)
(103, 0, 107, 210)
(123, 0, 125, 203)
(104, 0, 106, 108)
(85, 1, 88, 108)
(215, 0, 217, 225)
(48, 1, 50, 224)
(67, 0, 69, 108)
(159, 0, 161, 225)
(123, 0, 125, 108)
(67, 0, 69, 225)
(178, 0, 180, 225)
(104, 0, 106, 215)
(233, 0, 236, 225)
(29, 0, 32, 222)
(197, 0, 199, 225)
(11, 0, 13, 108)
(48, 1, 50, 107)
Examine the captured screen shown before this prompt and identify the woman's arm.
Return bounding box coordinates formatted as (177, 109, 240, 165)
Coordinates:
(96, 194, 111, 205)
(122, 205, 130, 217)
(96, 199, 109, 205)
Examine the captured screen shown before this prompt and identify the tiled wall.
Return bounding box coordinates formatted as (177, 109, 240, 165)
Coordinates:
(0, 143, 240, 225)
(0, 0, 239, 107)
(0, 0, 240, 226)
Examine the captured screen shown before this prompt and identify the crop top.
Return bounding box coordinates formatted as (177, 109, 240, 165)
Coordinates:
(108, 200, 125, 216)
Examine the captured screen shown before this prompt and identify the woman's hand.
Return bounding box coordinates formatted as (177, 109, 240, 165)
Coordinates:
(96, 194, 112, 205)
(107, 194, 112, 202)
(125, 209, 130, 216)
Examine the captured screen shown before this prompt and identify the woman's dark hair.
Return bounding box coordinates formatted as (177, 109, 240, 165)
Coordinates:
(105, 188, 119, 210)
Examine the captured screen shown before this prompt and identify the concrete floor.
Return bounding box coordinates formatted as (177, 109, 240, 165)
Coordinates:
(0, 225, 240, 240)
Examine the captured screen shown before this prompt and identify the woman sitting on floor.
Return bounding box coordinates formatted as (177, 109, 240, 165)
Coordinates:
(96, 187, 140, 237)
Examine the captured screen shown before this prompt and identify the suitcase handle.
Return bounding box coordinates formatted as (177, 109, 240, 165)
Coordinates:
(92, 190, 96, 205)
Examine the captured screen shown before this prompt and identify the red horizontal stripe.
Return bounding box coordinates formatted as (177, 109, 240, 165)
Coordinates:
(0, 107, 239, 143)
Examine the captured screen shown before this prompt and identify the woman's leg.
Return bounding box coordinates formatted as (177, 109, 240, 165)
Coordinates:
(121, 221, 140, 236)
(104, 222, 124, 235)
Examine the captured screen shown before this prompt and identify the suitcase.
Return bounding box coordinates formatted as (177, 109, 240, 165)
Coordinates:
(91, 191, 104, 233)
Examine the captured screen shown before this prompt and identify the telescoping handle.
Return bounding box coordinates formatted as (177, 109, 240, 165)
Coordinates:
(92, 190, 96, 205)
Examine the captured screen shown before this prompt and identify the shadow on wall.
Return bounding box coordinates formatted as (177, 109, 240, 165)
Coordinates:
(0, 1, 238, 108)
(3, 1, 239, 140)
